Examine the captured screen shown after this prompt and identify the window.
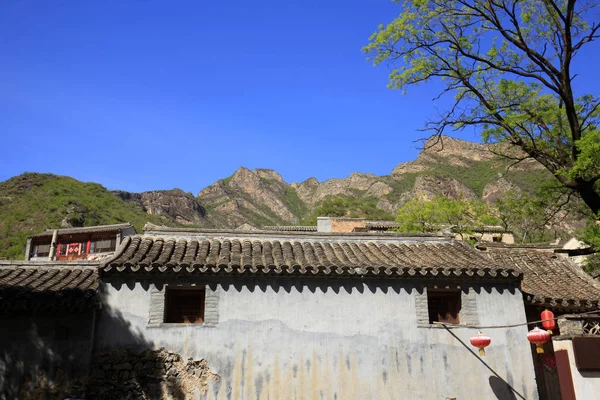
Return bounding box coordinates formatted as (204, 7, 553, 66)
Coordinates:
(427, 290, 461, 324)
(90, 238, 116, 253)
(32, 243, 50, 258)
(58, 242, 87, 258)
(165, 288, 205, 323)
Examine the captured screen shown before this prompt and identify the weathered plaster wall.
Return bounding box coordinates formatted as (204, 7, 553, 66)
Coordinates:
(553, 340, 600, 399)
(96, 277, 539, 400)
(0, 311, 95, 398)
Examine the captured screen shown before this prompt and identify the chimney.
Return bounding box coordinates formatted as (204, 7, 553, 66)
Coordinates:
(317, 217, 366, 233)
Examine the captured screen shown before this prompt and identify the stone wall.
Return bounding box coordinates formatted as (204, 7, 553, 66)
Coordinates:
(87, 348, 217, 400)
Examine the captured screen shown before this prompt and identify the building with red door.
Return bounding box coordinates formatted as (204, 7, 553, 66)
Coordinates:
(25, 223, 136, 262)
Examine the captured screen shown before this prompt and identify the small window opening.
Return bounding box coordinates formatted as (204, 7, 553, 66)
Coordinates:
(32, 243, 51, 258)
(492, 236, 502, 242)
(428, 290, 461, 324)
(90, 238, 116, 253)
(165, 288, 205, 324)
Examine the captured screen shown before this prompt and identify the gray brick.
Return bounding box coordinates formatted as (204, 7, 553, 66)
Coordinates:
(416, 286, 480, 327)
(204, 287, 220, 325)
(148, 285, 166, 325)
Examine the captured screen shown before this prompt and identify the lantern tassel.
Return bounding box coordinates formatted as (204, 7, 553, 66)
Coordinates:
(536, 345, 544, 354)
(547, 329, 553, 335)
(478, 348, 486, 357)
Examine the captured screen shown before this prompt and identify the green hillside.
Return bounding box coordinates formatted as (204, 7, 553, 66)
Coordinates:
(0, 173, 176, 260)
(0, 149, 569, 260)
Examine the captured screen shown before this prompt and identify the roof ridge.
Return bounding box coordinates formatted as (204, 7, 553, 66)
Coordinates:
(101, 235, 520, 280)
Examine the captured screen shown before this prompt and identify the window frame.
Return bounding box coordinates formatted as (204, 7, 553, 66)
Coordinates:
(427, 289, 462, 325)
(32, 243, 51, 258)
(164, 287, 206, 324)
(90, 237, 117, 254)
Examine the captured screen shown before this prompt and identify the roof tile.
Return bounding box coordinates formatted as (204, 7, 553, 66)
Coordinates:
(0, 266, 99, 312)
(30, 223, 134, 238)
(102, 235, 519, 280)
(486, 249, 600, 310)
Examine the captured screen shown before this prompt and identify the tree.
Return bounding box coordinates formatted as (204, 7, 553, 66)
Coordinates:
(581, 221, 600, 276)
(395, 196, 498, 238)
(496, 190, 551, 242)
(394, 199, 443, 233)
(300, 196, 394, 225)
(364, 0, 600, 216)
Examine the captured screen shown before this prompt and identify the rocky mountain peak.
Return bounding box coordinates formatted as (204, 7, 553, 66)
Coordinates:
(420, 135, 495, 161)
(115, 189, 208, 225)
(254, 169, 285, 183)
(230, 167, 262, 193)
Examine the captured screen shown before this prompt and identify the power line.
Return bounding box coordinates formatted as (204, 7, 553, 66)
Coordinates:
(433, 309, 600, 329)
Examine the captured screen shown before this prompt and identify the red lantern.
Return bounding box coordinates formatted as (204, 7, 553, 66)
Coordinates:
(470, 332, 491, 356)
(527, 327, 550, 354)
(541, 309, 556, 335)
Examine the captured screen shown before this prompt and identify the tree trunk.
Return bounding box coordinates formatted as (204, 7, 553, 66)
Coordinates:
(575, 180, 600, 216)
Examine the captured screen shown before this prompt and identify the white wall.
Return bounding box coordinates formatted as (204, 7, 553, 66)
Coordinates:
(96, 277, 539, 400)
(553, 340, 600, 399)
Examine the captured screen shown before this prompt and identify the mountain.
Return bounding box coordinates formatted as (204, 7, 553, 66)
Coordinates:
(0, 174, 207, 259)
(198, 136, 551, 226)
(0, 136, 561, 259)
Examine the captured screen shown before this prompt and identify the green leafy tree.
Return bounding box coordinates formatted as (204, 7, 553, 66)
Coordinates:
(300, 196, 395, 225)
(394, 199, 443, 233)
(496, 191, 550, 242)
(396, 196, 498, 238)
(364, 0, 600, 216)
(581, 217, 600, 276)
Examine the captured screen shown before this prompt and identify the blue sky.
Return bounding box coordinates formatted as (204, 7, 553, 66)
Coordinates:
(1, 1, 599, 193)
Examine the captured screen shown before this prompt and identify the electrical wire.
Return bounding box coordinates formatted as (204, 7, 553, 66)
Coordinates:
(433, 309, 600, 329)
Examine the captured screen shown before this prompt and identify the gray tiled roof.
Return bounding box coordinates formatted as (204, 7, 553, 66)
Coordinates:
(262, 226, 318, 232)
(365, 221, 401, 229)
(30, 223, 134, 238)
(0, 266, 99, 312)
(478, 242, 559, 250)
(485, 249, 600, 310)
(101, 235, 520, 280)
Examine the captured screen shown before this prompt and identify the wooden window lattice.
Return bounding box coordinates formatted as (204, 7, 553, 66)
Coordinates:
(582, 318, 600, 335)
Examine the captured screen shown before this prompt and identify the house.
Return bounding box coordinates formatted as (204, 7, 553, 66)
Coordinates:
(3, 222, 600, 399)
(448, 225, 515, 244)
(93, 223, 540, 399)
(477, 243, 600, 312)
(478, 243, 600, 400)
(264, 217, 515, 243)
(26, 223, 136, 261)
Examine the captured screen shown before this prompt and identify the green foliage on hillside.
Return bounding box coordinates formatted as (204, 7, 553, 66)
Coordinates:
(422, 157, 553, 197)
(282, 187, 308, 219)
(0, 173, 175, 260)
(300, 196, 394, 225)
(383, 173, 419, 203)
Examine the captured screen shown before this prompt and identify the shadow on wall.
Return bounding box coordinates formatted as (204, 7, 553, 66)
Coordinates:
(0, 277, 100, 400)
(0, 310, 93, 400)
(128, 277, 516, 297)
(489, 376, 518, 400)
(0, 283, 215, 400)
(443, 326, 526, 400)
